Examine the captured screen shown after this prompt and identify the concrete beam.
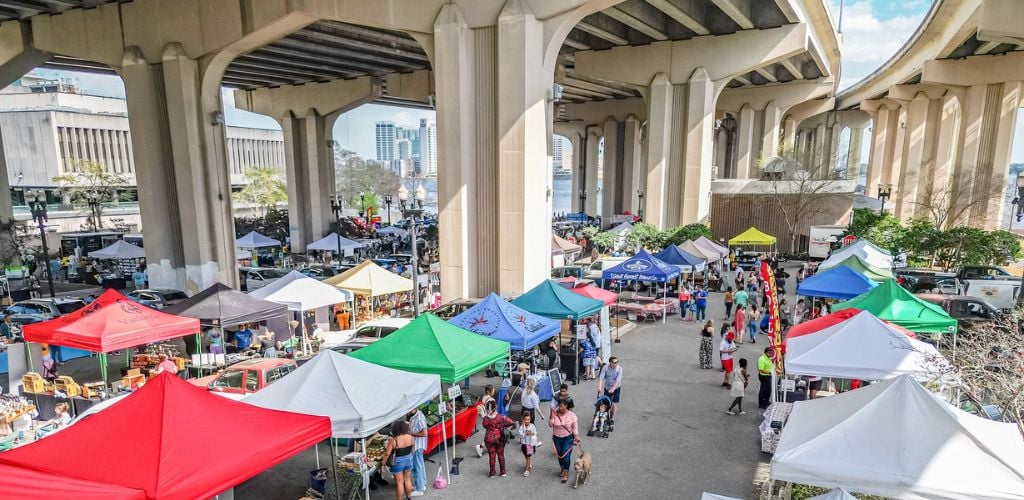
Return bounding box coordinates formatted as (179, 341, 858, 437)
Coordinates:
(604, 6, 667, 41)
(0, 21, 50, 88)
(922, 51, 1024, 87)
(562, 97, 647, 125)
(644, 0, 709, 36)
(710, 0, 754, 30)
(782, 96, 835, 126)
(887, 83, 949, 101)
(574, 23, 808, 88)
(717, 80, 832, 112)
(754, 67, 778, 83)
(576, 20, 628, 45)
(234, 76, 378, 118)
(978, 0, 1024, 45)
(780, 58, 803, 80)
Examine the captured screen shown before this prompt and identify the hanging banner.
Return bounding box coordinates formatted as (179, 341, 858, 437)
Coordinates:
(759, 261, 783, 374)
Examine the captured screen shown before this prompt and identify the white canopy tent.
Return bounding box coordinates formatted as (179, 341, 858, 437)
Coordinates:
(820, 240, 892, 271)
(244, 350, 447, 497)
(248, 270, 353, 311)
(376, 226, 408, 237)
(235, 231, 281, 248)
(694, 236, 729, 260)
(771, 375, 1024, 499)
(607, 221, 634, 235)
(306, 233, 366, 253)
(784, 311, 953, 383)
(87, 240, 145, 260)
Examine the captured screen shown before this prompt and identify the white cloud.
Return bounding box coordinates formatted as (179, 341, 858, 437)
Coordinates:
(831, 0, 927, 90)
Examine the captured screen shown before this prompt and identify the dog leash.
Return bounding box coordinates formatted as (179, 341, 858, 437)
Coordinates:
(556, 441, 584, 460)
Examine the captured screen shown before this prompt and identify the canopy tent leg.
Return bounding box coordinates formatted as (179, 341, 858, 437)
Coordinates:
(615, 284, 621, 343)
(100, 352, 108, 385)
(662, 284, 666, 324)
(315, 442, 321, 469)
(329, 441, 340, 500)
(439, 394, 451, 484)
(362, 437, 370, 500)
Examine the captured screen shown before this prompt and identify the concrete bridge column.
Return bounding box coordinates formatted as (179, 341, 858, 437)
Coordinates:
(863, 102, 901, 196)
(894, 92, 942, 220)
(584, 127, 602, 215)
(569, 131, 585, 213)
(601, 118, 622, 221)
(734, 104, 756, 179)
(279, 111, 338, 252)
(644, 73, 672, 228)
(621, 115, 643, 216)
(121, 45, 237, 290)
(845, 125, 866, 181)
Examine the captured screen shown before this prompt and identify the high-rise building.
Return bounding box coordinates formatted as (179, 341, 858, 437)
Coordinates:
(396, 139, 412, 160)
(375, 121, 397, 161)
(419, 118, 437, 176)
(552, 136, 564, 170)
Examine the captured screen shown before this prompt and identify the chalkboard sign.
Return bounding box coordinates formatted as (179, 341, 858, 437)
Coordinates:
(547, 368, 562, 401)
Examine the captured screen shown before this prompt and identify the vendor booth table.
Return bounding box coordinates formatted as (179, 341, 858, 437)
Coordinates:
(512, 280, 604, 384)
(324, 259, 413, 323)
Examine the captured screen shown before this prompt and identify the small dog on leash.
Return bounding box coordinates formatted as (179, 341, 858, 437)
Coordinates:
(573, 451, 592, 489)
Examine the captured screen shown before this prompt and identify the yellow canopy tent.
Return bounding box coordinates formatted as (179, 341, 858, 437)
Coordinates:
(728, 227, 777, 247)
(324, 260, 414, 296)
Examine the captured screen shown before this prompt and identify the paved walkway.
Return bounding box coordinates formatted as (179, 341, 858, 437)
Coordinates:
(237, 291, 774, 499)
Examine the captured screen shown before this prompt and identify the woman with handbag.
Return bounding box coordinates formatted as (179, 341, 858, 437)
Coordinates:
(480, 401, 514, 478)
(549, 397, 580, 484)
(381, 421, 415, 500)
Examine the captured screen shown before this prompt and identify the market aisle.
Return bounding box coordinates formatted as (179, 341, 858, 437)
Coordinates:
(236, 293, 769, 499)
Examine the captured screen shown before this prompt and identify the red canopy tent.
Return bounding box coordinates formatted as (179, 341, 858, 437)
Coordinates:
(786, 308, 916, 341)
(569, 284, 618, 305)
(0, 462, 146, 500)
(22, 289, 199, 352)
(0, 373, 331, 499)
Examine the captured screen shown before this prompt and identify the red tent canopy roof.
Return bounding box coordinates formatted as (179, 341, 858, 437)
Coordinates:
(0, 462, 146, 500)
(786, 308, 916, 341)
(0, 373, 330, 499)
(22, 289, 200, 352)
(569, 284, 618, 305)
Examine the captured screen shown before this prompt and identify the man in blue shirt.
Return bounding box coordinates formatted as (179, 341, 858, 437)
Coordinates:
(407, 407, 428, 496)
(694, 285, 708, 321)
(234, 325, 254, 351)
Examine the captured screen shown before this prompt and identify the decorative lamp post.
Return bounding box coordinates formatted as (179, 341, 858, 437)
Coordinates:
(28, 190, 55, 298)
(382, 193, 394, 226)
(637, 189, 645, 220)
(398, 183, 426, 316)
(877, 183, 893, 215)
(329, 193, 344, 263)
(358, 192, 366, 218)
(1011, 173, 1024, 229)
(85, 191, 101, 230)
(578, 189, 587, 213)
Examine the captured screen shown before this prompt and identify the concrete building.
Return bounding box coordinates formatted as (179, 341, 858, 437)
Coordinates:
(374, 121, 397, 161)
(396, 138, 412, 160)
(0, 0, 847, 294)
(419, 118, 437, 177)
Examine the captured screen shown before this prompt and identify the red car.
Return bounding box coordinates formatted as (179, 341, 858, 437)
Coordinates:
(191, 358, 297, 400)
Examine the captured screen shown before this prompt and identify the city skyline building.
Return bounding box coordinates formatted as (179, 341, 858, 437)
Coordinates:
(419, 118, 437, 176)
(374, 121, 397, 162)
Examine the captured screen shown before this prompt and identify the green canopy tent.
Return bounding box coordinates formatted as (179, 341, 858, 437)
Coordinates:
(511, 280, 604, 319)
(350, 313, 509, 476)
(833, 280, 958, 335)
(829, 254, 893, 282)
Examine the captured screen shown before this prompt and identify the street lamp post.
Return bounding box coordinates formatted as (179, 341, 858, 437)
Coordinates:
(86, 191, 101, 230)
(329, 194, 344, 263)
(382, 194, 394, 226)
(1011, 173, 1024, 230)
(637, 189, 645, 220)
(358, 192, 366, 218)
(877, 183, 893, 215)
(398, 183, 426, 316)
(27, 191, 55, 298)
(578, 189, 587, 213)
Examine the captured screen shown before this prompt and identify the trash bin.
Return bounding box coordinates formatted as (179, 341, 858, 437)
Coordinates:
(308, 468, 328, 495)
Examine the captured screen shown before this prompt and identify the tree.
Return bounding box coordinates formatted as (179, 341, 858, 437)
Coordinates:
(624, 223, 666, 252)
(52, 159, 129, 231)
(758, 149, 847, 252)
(334, 149, 401, 212)
(234, 207, 289, 242)
(663, 223, 712, 247)
(910, 179, 1004, 229)
(0, 218, 33, 270)
(232, 166, 287, 217)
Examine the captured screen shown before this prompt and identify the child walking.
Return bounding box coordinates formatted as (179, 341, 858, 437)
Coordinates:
(726, 358, 749, 415)
(517, 412, 538, 477)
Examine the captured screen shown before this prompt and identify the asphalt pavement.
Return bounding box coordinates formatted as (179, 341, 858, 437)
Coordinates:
(236, 288, 774, 499)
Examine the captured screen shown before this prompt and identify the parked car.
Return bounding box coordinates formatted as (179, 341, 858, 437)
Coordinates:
(318, 317, 411, 350)
(298, 266, 341, 280)
(584, 257, 629, 285)
(190, 358, 297, 400)
(916, 293, 1002, 333)
(125, 289, 189, 310)
(551, 266, 587, 280)
(240, 267, 290, 292)
(429, 299, 482, 319)
(2, 297, 87, 325)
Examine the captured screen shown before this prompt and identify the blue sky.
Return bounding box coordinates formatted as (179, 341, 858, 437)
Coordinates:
(24, 0, 1024, 163)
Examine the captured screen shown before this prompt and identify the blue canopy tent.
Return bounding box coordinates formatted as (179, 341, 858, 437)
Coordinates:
(450, 293, 560, 351)
(602, 250, 681, 324)
(654, 245, 707, 274)
(796, 265, 878, 300)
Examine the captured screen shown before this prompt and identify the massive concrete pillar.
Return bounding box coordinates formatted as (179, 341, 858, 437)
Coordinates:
(569, 131, 585, 213)
(644, 73, 673, 228)
(762, 101, 782, 161)
(845, 125, 865, 181)
(863, 102, 901, 194)
(735, 104, 756, 179)
(621, 115, 643, 215)
(783, 117, 797, 152)
(894, 93, 942, 220)
(584, 127, 602, 215)
(121, 44, 236, 290)
(279, 111, 338, 252)
(601, 118, 622, 221)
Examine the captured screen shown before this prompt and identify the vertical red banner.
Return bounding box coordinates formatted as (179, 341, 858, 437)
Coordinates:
(759, 261, 783, 374)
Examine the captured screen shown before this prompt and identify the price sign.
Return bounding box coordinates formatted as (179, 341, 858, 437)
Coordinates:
(780, 379, 796, 392)
(447, 385, 462, 400)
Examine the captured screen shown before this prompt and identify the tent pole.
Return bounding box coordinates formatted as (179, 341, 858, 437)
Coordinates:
(662, 282, 666, 324)
(316, 442, 321, 469)
(439, 394, 451, 484)
(329, 441, 340, 499)
(100, 352, 108, 385)
(362, 437, 370, 499)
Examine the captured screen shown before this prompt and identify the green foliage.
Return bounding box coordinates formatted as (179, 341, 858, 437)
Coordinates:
(847, 208, 885, 239)
(335, 149, 401, 212)
(53, 159, 130, 230)
(232, 166, 288, 217)
(590, 231, 617, 252)
(664, 223, 712, 246)
(624, 223, 666, 251)
(987, 230, 1022, 264)
(234, 207, 289, 242)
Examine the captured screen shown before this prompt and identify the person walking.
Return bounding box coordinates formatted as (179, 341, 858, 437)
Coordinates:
(733, 305, 745, 346)
(693, 285, 708, 321)
(723, 287, 734, 319)
(481, 401, 514, 478)
(698, 320, 714, 369)
(677, 285, 692, 321)
(517, 412, 538, 477)
(734, 286, 748, 312)
(720, 333, 737, 386)
(382, 420, 415, 500)
(726, 358, 749, 415)
(407, 407, 428, 496)
(521, 377, 540, 425)
(793, 299, 808, 325)
(475, 385, 497, 458)
(757, 347, 774, 409)
(549, 397, 580, 484)
(747, 305, 760, 344)
(596, 356, 622, 423)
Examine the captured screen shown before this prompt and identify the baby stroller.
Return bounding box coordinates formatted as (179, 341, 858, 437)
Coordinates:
(587, 395, 614, 438)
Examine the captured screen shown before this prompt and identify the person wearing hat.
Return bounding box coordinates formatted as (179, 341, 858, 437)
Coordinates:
(757, 347, 774, 409)
(719, 332, 738, 387)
